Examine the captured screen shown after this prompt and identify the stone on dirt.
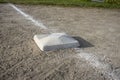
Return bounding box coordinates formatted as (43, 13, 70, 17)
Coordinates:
(91, 0, 104, 2)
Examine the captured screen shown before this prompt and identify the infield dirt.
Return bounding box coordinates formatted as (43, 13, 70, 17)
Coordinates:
(0, 4, 120, 80)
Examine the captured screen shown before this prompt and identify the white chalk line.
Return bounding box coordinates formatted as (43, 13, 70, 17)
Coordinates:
(75, 48, 119, 80)
(9, 3, 119, 80)
(8, 3, 47, 30)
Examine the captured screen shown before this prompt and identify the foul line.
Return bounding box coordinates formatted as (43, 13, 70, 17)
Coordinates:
(8, 3, 119, 80)
(9, 3, 48, 29)
(75, 49, 119, 80)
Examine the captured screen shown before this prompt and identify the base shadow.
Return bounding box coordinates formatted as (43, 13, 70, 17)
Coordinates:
(73, 36, 94, 48)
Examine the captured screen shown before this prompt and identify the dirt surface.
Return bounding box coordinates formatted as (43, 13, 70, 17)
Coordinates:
(0, 3, 120, 80)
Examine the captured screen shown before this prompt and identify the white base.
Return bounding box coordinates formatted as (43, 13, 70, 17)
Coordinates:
(33, 33, 80, 51)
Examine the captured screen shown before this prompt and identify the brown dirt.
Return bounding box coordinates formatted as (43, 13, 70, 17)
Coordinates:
(0, 3, 120, 80)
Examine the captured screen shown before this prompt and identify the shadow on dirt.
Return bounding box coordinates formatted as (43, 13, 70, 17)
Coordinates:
(73, 36, 94, 48)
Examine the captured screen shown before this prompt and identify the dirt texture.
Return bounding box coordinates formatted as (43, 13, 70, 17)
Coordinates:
(0, 3, 120, 80)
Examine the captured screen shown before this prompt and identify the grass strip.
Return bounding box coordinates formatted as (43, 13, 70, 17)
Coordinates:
(0, 0, 120, 8)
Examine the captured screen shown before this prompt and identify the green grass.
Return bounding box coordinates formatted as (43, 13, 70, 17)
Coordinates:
(0, 0, 120, 8)
(0, 0, 6, 3)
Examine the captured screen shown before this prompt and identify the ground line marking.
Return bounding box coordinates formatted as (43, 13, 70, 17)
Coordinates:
(74, 50, 119, 80)
(8, 3, 119, 80)
(9, 3, 48, 30)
